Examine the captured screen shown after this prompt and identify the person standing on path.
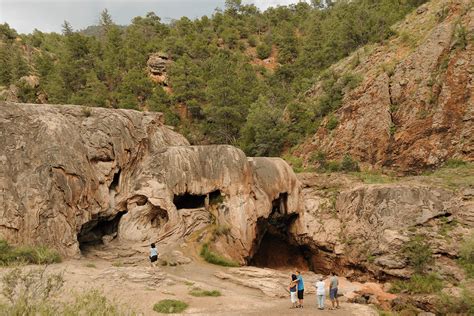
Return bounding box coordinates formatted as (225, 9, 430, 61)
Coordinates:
(149, 243, 158, 267)
(296, 270, 304, 308)
(329, 272, 340, 309)
(315, 276, 326, 310)
(288, 274, 298, 309)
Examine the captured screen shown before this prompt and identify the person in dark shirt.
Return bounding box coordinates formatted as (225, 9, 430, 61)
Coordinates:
(288, 274, 298, 308)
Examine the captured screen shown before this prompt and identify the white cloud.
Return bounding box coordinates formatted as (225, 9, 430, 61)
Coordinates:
(0, 0, 309, 34)
(244, 0, 309, 10)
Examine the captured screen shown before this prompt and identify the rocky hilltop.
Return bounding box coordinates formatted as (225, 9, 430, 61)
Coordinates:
(0, 102, 300, 259)
(298, 0, 473, 173)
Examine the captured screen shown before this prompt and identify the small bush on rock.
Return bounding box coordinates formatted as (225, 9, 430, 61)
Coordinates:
(437, 286, 474, 315)
(340, 154, 360, 172)
(189, 288, 221, 297)
(459, 233, 474, 277)
(390, 273, 443, 294)
(153, 299, 188, 314)
(200, 243, 239, 267)
(256, 43, 271, 60)
(403, 235, 433, 273)
(0, 240, 61, 266)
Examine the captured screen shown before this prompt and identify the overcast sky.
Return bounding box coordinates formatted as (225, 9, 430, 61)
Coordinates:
(0, 0, 307, 34)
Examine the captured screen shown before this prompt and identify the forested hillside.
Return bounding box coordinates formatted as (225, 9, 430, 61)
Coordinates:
(0, 0, 427, 156)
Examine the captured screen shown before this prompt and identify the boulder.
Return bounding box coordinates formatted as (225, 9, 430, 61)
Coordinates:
(147, 52, 171, 85)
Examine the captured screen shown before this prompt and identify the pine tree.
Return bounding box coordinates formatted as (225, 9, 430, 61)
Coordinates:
(61, 20, 73, 36)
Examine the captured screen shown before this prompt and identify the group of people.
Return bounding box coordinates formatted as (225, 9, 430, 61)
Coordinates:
(150, 244, 341, 310)
(288, 270, 340, 310)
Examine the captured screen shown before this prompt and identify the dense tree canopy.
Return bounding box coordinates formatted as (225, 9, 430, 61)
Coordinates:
(0, 0, 427, 156)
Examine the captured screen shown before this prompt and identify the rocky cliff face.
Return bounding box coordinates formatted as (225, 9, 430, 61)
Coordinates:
(298, 0, 473, 173)
(0, 102, 300, 259)
(292, 172, 473, 282)
(1, 101, 471, 291)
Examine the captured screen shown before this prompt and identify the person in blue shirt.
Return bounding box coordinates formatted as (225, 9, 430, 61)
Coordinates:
(296, 269, 304, 308)
(149, 243, 158, 267)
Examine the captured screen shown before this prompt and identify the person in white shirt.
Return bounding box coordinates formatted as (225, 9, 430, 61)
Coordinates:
(149, 243, 158, 267)
(315, 277, 326, 310)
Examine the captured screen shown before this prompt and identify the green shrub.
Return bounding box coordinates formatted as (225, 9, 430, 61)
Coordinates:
(282, 154, 304, 173)
(437, 5, 449, 22)
(63, 290, 129, 315)
(248, 35, 257, 47)
(85, 263, 97, 268)
(189, 288, 221, 297)
(112, 261, 124, 267)
(326, 160, 341, 172)
(0, 240, 61, 266)
(310, 151, 329, 171)
(200, 243, 239, 267)
(403, 235, 433, 273)
(340, 154, 360, 172)
(381, 62, 396, 77)
(341, 72, 363, 90)
(399, 31, 416, 48)
(256, 43, 271, 60)
(389, 123, 396, 136)
(1, 267, 64, 315)
(390, 273, 443, 294)
(354, 171, 395, 184)
(81, 106, 92, 117)
(437, 286, 474, 315)
(453, 24, 467, 50)
(459, 233, 474, 278)
(444, 158, 467, 168)
(326, 115, 338, 130)
(0, 267, 133, 315)
(153, 299, 188, 314)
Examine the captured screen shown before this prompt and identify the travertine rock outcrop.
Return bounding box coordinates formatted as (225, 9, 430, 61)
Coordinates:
(298, 0, 473, 173)
(292, 173, 473, 281)
(0, 102, 300, 259)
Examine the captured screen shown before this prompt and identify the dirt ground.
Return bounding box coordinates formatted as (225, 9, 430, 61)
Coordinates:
(10, 255, 379, 316)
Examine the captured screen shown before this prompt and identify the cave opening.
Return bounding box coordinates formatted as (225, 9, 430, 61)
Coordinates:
(77, 211, 127, 252)
(173, 193, 206, 209)
(109, 169, 121, 191)
(149, 205, 169, 228)
(173, 190, 222, 209)
(248, 193, 316, 271)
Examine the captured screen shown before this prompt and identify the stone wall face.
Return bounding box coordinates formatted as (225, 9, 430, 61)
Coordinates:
(293, 173, 473, 281)
(0, 102, 300, 260)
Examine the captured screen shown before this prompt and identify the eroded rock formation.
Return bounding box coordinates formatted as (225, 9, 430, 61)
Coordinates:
(147, 52, 171, 86)
(0, 102, 300, 260)
(292, 173, 473, 281)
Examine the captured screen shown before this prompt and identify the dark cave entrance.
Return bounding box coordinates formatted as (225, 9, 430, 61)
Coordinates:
(173, 193, 206, 209)
(77, 211, 127, 252)
(109, 169, 121, 191)
(248, 193, 316, 271)
(173, 190, 222, 209)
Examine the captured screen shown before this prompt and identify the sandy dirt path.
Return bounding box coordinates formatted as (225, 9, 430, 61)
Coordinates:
(11, 257, 376, 316)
